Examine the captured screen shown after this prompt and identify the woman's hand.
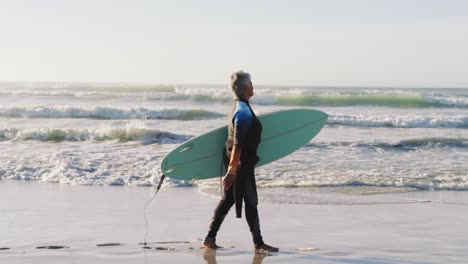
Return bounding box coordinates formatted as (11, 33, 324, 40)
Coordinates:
(222, 171, 236, 190)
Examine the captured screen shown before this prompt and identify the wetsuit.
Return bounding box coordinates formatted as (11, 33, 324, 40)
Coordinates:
(205, 99, 264, 247)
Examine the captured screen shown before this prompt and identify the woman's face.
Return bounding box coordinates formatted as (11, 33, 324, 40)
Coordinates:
(245, 80, 254, 99)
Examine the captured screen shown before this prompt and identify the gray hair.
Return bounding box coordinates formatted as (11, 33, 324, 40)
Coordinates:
(230, 70, 251, 99)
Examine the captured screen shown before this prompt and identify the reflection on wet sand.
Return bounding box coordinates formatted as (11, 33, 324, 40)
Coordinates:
(202, 248, 268, 264)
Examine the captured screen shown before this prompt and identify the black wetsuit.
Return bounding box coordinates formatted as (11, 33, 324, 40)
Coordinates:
(205, 99, 264, 247)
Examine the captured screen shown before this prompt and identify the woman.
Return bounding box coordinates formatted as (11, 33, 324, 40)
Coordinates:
(203, 71, 279, 253)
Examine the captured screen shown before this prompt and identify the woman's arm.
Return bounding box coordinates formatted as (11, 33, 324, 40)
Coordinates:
(223, 144, 241, 190)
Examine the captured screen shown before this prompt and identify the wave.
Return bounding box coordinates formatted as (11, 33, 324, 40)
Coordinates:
(0, 106, 224, 120)
(0, 127, 190, 144)
(425, 96, 468, 107)
(2, 106, 466, 128)
(273, 94, 468, 108)
(0, 83, 176, 96)
(2, 83, 468, 108)
(308, 137, 468, 150)
(276, 94, 428, 107)
(328, 114, 468, 128)
(0, 91, 107, 97)
(163, 93, 468, 108)
(168, 87, 468, 108)
(254, 180, 468, 191)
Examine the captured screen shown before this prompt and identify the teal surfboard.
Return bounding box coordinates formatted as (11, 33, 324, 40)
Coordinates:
(161, 109, 328, 181)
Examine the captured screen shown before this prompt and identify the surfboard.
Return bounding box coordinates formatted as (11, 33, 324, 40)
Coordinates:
(161, 109, 328, 181)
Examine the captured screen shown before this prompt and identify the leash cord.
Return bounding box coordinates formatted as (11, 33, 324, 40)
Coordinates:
(143, 174, 166, 245)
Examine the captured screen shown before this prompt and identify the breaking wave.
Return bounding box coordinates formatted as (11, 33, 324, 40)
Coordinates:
(0, 106, 224, 120)
(308, 137, 468, 150)
(0, 127, 190, 144)
(328, 114, 468, 128)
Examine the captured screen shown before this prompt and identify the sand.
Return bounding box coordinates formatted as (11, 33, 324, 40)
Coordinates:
(1, 180, 467, 263)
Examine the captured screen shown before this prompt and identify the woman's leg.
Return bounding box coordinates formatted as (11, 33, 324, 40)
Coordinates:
(244, 178, 264, 247)
(205, 186, 235, 242)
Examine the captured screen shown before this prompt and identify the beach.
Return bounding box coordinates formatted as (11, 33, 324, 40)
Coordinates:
(2, 1, 468, 262)
(1, 180, 467, 263)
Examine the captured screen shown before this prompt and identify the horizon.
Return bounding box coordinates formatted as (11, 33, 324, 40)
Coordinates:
(0, 80, 467, 90)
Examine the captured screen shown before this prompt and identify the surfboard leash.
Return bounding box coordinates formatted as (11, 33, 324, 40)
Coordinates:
(142, 174, 166, 246)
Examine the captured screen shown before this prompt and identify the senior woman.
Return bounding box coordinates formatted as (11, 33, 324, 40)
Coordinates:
(203, 71, 279, 253)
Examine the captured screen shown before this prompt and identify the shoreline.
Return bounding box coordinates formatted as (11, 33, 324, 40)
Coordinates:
(1, 180, 468, 263)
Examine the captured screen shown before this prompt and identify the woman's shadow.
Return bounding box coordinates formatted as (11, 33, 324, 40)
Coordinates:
(202, 248, 268, 264)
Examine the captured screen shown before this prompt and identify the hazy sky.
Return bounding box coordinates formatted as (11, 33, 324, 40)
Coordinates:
(1, 0, 467, 87)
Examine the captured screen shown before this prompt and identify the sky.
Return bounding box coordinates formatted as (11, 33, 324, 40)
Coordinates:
(0, 0, 467, 87)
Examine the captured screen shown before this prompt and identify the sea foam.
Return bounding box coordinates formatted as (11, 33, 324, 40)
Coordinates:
(0, 106, 224, 120)
(328, 114, 468, 128)
(0, 127, 189, 144)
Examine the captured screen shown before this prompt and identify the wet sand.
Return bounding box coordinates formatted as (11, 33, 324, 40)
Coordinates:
(1, 181, 467, 263)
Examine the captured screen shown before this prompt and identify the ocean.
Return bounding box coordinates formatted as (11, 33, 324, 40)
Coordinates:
(0, 82, 467, 198)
